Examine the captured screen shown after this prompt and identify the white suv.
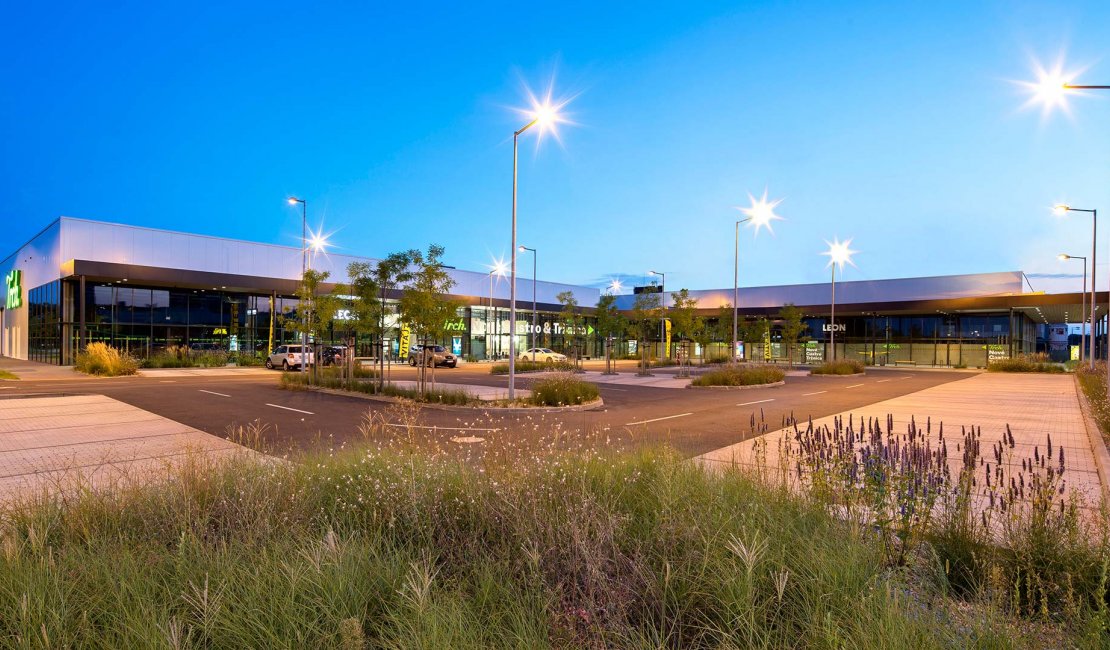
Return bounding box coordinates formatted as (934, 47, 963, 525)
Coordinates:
(266, 344, 315, 370)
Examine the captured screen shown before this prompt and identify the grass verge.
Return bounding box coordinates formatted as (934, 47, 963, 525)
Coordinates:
(490, 359, 576, 374)
(1078, 362, 1110, 447)
(988, 353, 1067, 373)
(0, 370, 17, 380)
(280, 369, 477, 405)
(528, 373, 600, 406)
(810, 359, 865, 375)
(0, 446, 1084, 648)
(690, 365, 785, 387)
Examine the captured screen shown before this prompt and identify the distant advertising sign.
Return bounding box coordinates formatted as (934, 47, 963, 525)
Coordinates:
(628, 340, 638, 355)
(735, 342, 744, 359)
(398, 324, 411, 353)
(451, 336, 462, 356)
(804, 341, 823, 364)
(822, 323, 846, 333)
(984, 344, 1008, 364)
(1071, 345, 1080, 361)
(763, 328, 771, 361)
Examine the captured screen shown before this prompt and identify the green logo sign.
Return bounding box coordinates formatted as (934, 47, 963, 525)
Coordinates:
(4, 270, 21, 310)
(444, 317, 466, 332)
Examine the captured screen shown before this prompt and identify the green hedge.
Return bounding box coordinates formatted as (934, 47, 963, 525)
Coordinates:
(528, 373, 600, 406)
(690, 365, 785, 387)
(810, 359, 865, 375)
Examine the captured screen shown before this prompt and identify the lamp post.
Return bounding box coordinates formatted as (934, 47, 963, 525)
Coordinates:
(821, 238, 857, 362)
(733, 190, 784, 362)
(1058, 253, 1088, 363)
(519, 245, 537, 362)
(1055, 206, 1097, 369)
(488, 263, 506, 360)
(288, 197, 307, 374)
(649, 270, 666, 359)
(508, 102, 562, 400)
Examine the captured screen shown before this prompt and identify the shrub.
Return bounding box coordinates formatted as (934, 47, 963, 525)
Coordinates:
(987, 354, 1066, 373)
(74, 342, 138, 376)
(528, 373, 600, 406)
(704, 354, 731, 365)
(690, 365, 785, 387)
(232, 352, 265, 367)
(490, 359, 576, 374)
(140, 345, 193, 368)
(810, 359, 865, 375)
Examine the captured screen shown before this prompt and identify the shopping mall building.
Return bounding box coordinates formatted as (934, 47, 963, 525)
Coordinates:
(1, 217, 1099, 367)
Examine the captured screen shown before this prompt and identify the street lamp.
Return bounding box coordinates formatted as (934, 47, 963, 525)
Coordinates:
(821, 237, 857, 361)
(733, 190, 784, 362)
(508, 99, 565, 400)
(649, 270, 666, 359)
(288, 196, 308, 374)
(1059, 253, 1088, 363)
(519, 245, 537, 362)
(1055, 205, 1097, 369)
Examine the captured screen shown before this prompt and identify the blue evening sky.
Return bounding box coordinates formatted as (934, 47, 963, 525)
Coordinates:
(3, 1, 1110, 295)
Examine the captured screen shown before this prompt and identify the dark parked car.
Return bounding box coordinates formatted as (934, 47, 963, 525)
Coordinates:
(321, 345, 348, 367)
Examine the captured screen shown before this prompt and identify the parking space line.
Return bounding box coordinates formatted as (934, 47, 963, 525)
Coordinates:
(199, 389, 231, 397)
(876, 379, 892, 383)
(597, 386, 628, 391)
(844, 384, 864, 389)
(266, 403, 314, 415)
(625, 412, 692, 426)
(737, 399, 774, 407)
(802, 391, 827, 396)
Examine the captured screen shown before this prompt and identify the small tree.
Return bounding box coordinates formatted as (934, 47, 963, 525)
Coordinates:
(347, 251, 416, 389)
(557, 291, 583, 369)
(595, 294, 625, 374)
(283, 269, 341, 382)
(631, 291, 662, 375)
(778, 303, 806, 368)
(668, 288, 703, 373)
(737, 316, 770, 362)
(397, 245, 457, 393)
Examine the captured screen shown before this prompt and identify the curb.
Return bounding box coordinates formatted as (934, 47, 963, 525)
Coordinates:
(807, 372, 866, 378)
(1072, 375, 1110, 506)
(687, 380, 786, 390)
(297, 385, 605, 413)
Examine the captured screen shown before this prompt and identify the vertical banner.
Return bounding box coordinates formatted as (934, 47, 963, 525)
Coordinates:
(398, 324, 411, 356)
(763, 327, 772, 361)
(267, 294, 275, 355)
(664, 318, 672, 358)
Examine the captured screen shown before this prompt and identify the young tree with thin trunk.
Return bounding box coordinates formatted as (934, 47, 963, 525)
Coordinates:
(347, 251, 416, 390)
(397, 245, 457, 394)
(283, 269, 341, 383)
(557, 291, 583, 369)
(778, 303, 806, 368)
(595, 294, 625, 374)
(631, 292, 662, 375)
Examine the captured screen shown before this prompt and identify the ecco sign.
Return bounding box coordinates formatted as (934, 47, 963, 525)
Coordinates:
(5, 270, 21, 310)
(822, 323, 846, 333)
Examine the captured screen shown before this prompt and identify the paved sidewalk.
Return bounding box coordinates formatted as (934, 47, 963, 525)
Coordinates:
(0, 394, 250, 501)
(697, 373, 1106, 508)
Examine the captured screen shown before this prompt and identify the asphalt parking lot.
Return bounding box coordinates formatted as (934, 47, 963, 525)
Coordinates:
(0, 360, 975, 458)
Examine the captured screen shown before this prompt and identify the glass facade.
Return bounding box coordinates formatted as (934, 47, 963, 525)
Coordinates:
(27, 281, 62, 364)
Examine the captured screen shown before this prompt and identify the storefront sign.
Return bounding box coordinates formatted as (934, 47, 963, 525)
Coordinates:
(444, 317, 466, 332)
(525, 322, 595, 336)
(5, 270, 21, 309)
(804, 341, 824, 364)
(451, 336, 462, 356)
(984, 344, 1007, 363)
(335, 309, 353, 321)
(822, 323, 846, 333)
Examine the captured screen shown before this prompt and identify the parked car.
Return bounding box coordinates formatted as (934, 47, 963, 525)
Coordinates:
(321, 345, 348, 367)
(519, 348, 567, 363)
(265, 344, 314, 370)
(408, 344, 458, 368)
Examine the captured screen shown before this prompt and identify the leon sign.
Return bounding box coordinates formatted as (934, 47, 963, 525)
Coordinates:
(5, 270, 21, 310)
(822, 323, 846, 333)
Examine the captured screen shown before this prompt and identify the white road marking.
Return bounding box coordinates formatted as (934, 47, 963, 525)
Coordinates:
(737, 399, 775, 407)
(844, 384, 864, 389)
(386, 423, 500, 432)
(802, 391, 827, 396)
(266, 403, 314, 415)
(160, 380, 177, 383)
(625, 412, 693, 426)
(597, 386, 628, 391)
(876, 379, 892, 383)
(199, 389, 231, 397)
(0, 387, 14, 390)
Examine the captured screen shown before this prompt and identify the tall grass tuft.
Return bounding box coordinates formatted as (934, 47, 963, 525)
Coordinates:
(74, 342, 138, 376)
(527, 373, 600, 406)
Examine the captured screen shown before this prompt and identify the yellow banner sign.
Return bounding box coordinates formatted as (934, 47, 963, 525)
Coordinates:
(398, 324, 411, 354)
(664, 318, 672, 358)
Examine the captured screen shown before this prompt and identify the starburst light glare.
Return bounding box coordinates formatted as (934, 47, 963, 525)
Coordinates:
(1053, 204, 1070, 216)
(822, 237, 857, 271)
(608, 279, 623, 294)
(738, 189, 784, 235)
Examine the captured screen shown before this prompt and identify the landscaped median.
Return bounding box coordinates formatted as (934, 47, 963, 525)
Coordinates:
(688, 365, 785, 389)
(282, 369, 602, 409)
(489, 359, 577, 374)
